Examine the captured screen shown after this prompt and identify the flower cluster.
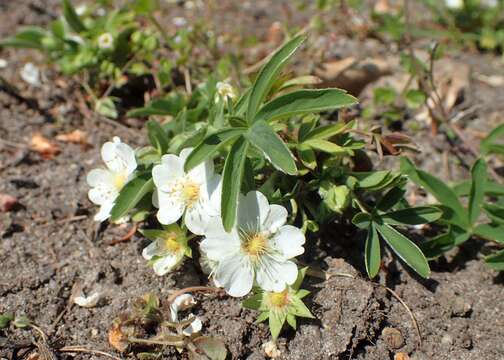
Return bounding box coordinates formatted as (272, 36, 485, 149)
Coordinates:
(87, 138, 306, 298)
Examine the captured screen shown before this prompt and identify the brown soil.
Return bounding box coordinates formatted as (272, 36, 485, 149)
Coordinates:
(1, 1, 504, 359)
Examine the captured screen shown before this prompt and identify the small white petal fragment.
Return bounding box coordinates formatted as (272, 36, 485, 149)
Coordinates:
(20, 63, 40, 86)
(169, 293, 196, 322)
(0, 59, 8, 69)
(74, 292, 101, 308)
(182, 316, 202, 336)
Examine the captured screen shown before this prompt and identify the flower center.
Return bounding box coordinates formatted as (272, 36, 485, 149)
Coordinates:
(160, 234, 181, 253)
(113, 173, 127, 190)
(242, 232, 268, 257)
(181, 180, 200, 207)
(267, 289, 290, 309)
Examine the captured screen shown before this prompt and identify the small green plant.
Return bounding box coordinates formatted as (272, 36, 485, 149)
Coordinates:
(401, 146, 504, 269)
(84, 36, 446, 341)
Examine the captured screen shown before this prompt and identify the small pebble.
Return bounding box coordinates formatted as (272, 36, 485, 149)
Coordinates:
(451, 297, 472, 317)
(382, 327, 404, 349)
(441, 334, 453, 346)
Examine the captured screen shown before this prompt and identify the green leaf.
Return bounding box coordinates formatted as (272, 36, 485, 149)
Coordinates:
(268, 311, 286, 340)
(289, 296, 315, 319)
(286, 314, 297, 329)
(62, 0, 86, 33)
(485, 249, 504, 271)
(13, 315, 30, 328)
(421, 226, 470, 259)
(254, 89, 357, 123)
(400, 157, 468, 229)
(256, 311, 270, 323)
(304, 139, 345, 154)
(110, 174, 154, 221)
(245, 120, 297, 175)
(127, 96, 185, 117)
(0, 27, 46, 49)
(375, 222, 430, 278)
(374, 87, 397, 105)
(352, 212, 372, 229)
(242, 293, 263, 310)
(405, 89, 426, 109)
(95, 97, 118, 119)
(297, 144, 317, 170)
(474, 223, 504, 243)
(247, 35, 305, 123)
(380, 206, 442, 225)
(468, 159, 487, 225)
(365, 224, 381, 278)
(483, 203, 504, 226)
(193, 336, 227, 360)
(453, 180, 504, 197)
(0, 313, 14, 328)
(291, 267, 308, 291)
(303, 120, 354, 141)
(184, 128, 246, 172)
(352, 171, 390, 189)
(376, 187, 406, 212)
(221, 136, 249, 231)
(146, 120, 170, 154)
(133, 0, 158, 13)
(481, 123, 504, 156)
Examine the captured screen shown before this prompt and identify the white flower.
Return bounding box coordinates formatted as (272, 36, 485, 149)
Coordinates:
(169, 294, 202, 336)
(216, 81, 236, 101)
(98, 33, 114, 49)
(444, 0, 463, 9)
(75, 4, 87, 15)
(86, 137, 137, 222)
(200, 191, 305, 297)
(152, 148, 221, 235)
(142, 225, 189, 276)
(20, 63, 40, 86)
(173, 17, 187, 27)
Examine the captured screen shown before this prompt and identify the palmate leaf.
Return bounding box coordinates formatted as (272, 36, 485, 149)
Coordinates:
(110, 174, 154, 221)
(246, 35, 305, 123)
(245, 120, 297, 175)
(468, 159, 487, 225)
(365, 223, 381, 278)
(184, 128, 246, 172)
(221, 136, 249, 231)
(375, 222, 430, 278)
(253, 89, 357, 123)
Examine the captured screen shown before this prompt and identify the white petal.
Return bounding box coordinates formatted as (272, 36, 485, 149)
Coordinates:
(170, 294, 196, 321)
(156, 192, 185, 225)
(101, 138, 137, 174)
(204, 175, 222, 216)
(200, 229, 240, 261)
(184, 205, 210, 235)
(238, 191, 269, 232)
(152, 254, 181, 276)
(74, 292, 101, 308)
(86, 168, 114, 187)
(188, 159, 215, 188)
(215, 255, 254, 297)
(263, 204, 287, 232)
(142, 241, 159, 260)
(178, 147, 194, 163)
(94, 202, 114, 222)
(272, 225, 305, 258)
(152, 155, 184, 191)
(88, 185, 117, 205)
(183, 317, 202, 336)
(255, 256, 298, 292)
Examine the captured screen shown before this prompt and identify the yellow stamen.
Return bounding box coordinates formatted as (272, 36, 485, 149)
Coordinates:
(182, 181, 200, 206)
(114, 173, 127, 190)
(242, 232, 267, 257)
(268, 289, 290, 309)
(160, 233, 182, 253)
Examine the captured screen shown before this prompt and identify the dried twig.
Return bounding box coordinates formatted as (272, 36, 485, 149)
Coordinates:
(58, 346, 122, 360)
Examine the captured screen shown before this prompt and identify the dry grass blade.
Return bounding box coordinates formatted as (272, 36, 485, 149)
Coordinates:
(58, 346, 122, 360)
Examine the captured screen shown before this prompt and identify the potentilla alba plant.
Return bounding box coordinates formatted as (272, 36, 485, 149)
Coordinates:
(84, 35, 445, 342)
(87, 136, 136, 222)
(152, 148, 221, 235)
(200, 191, 305, 297)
